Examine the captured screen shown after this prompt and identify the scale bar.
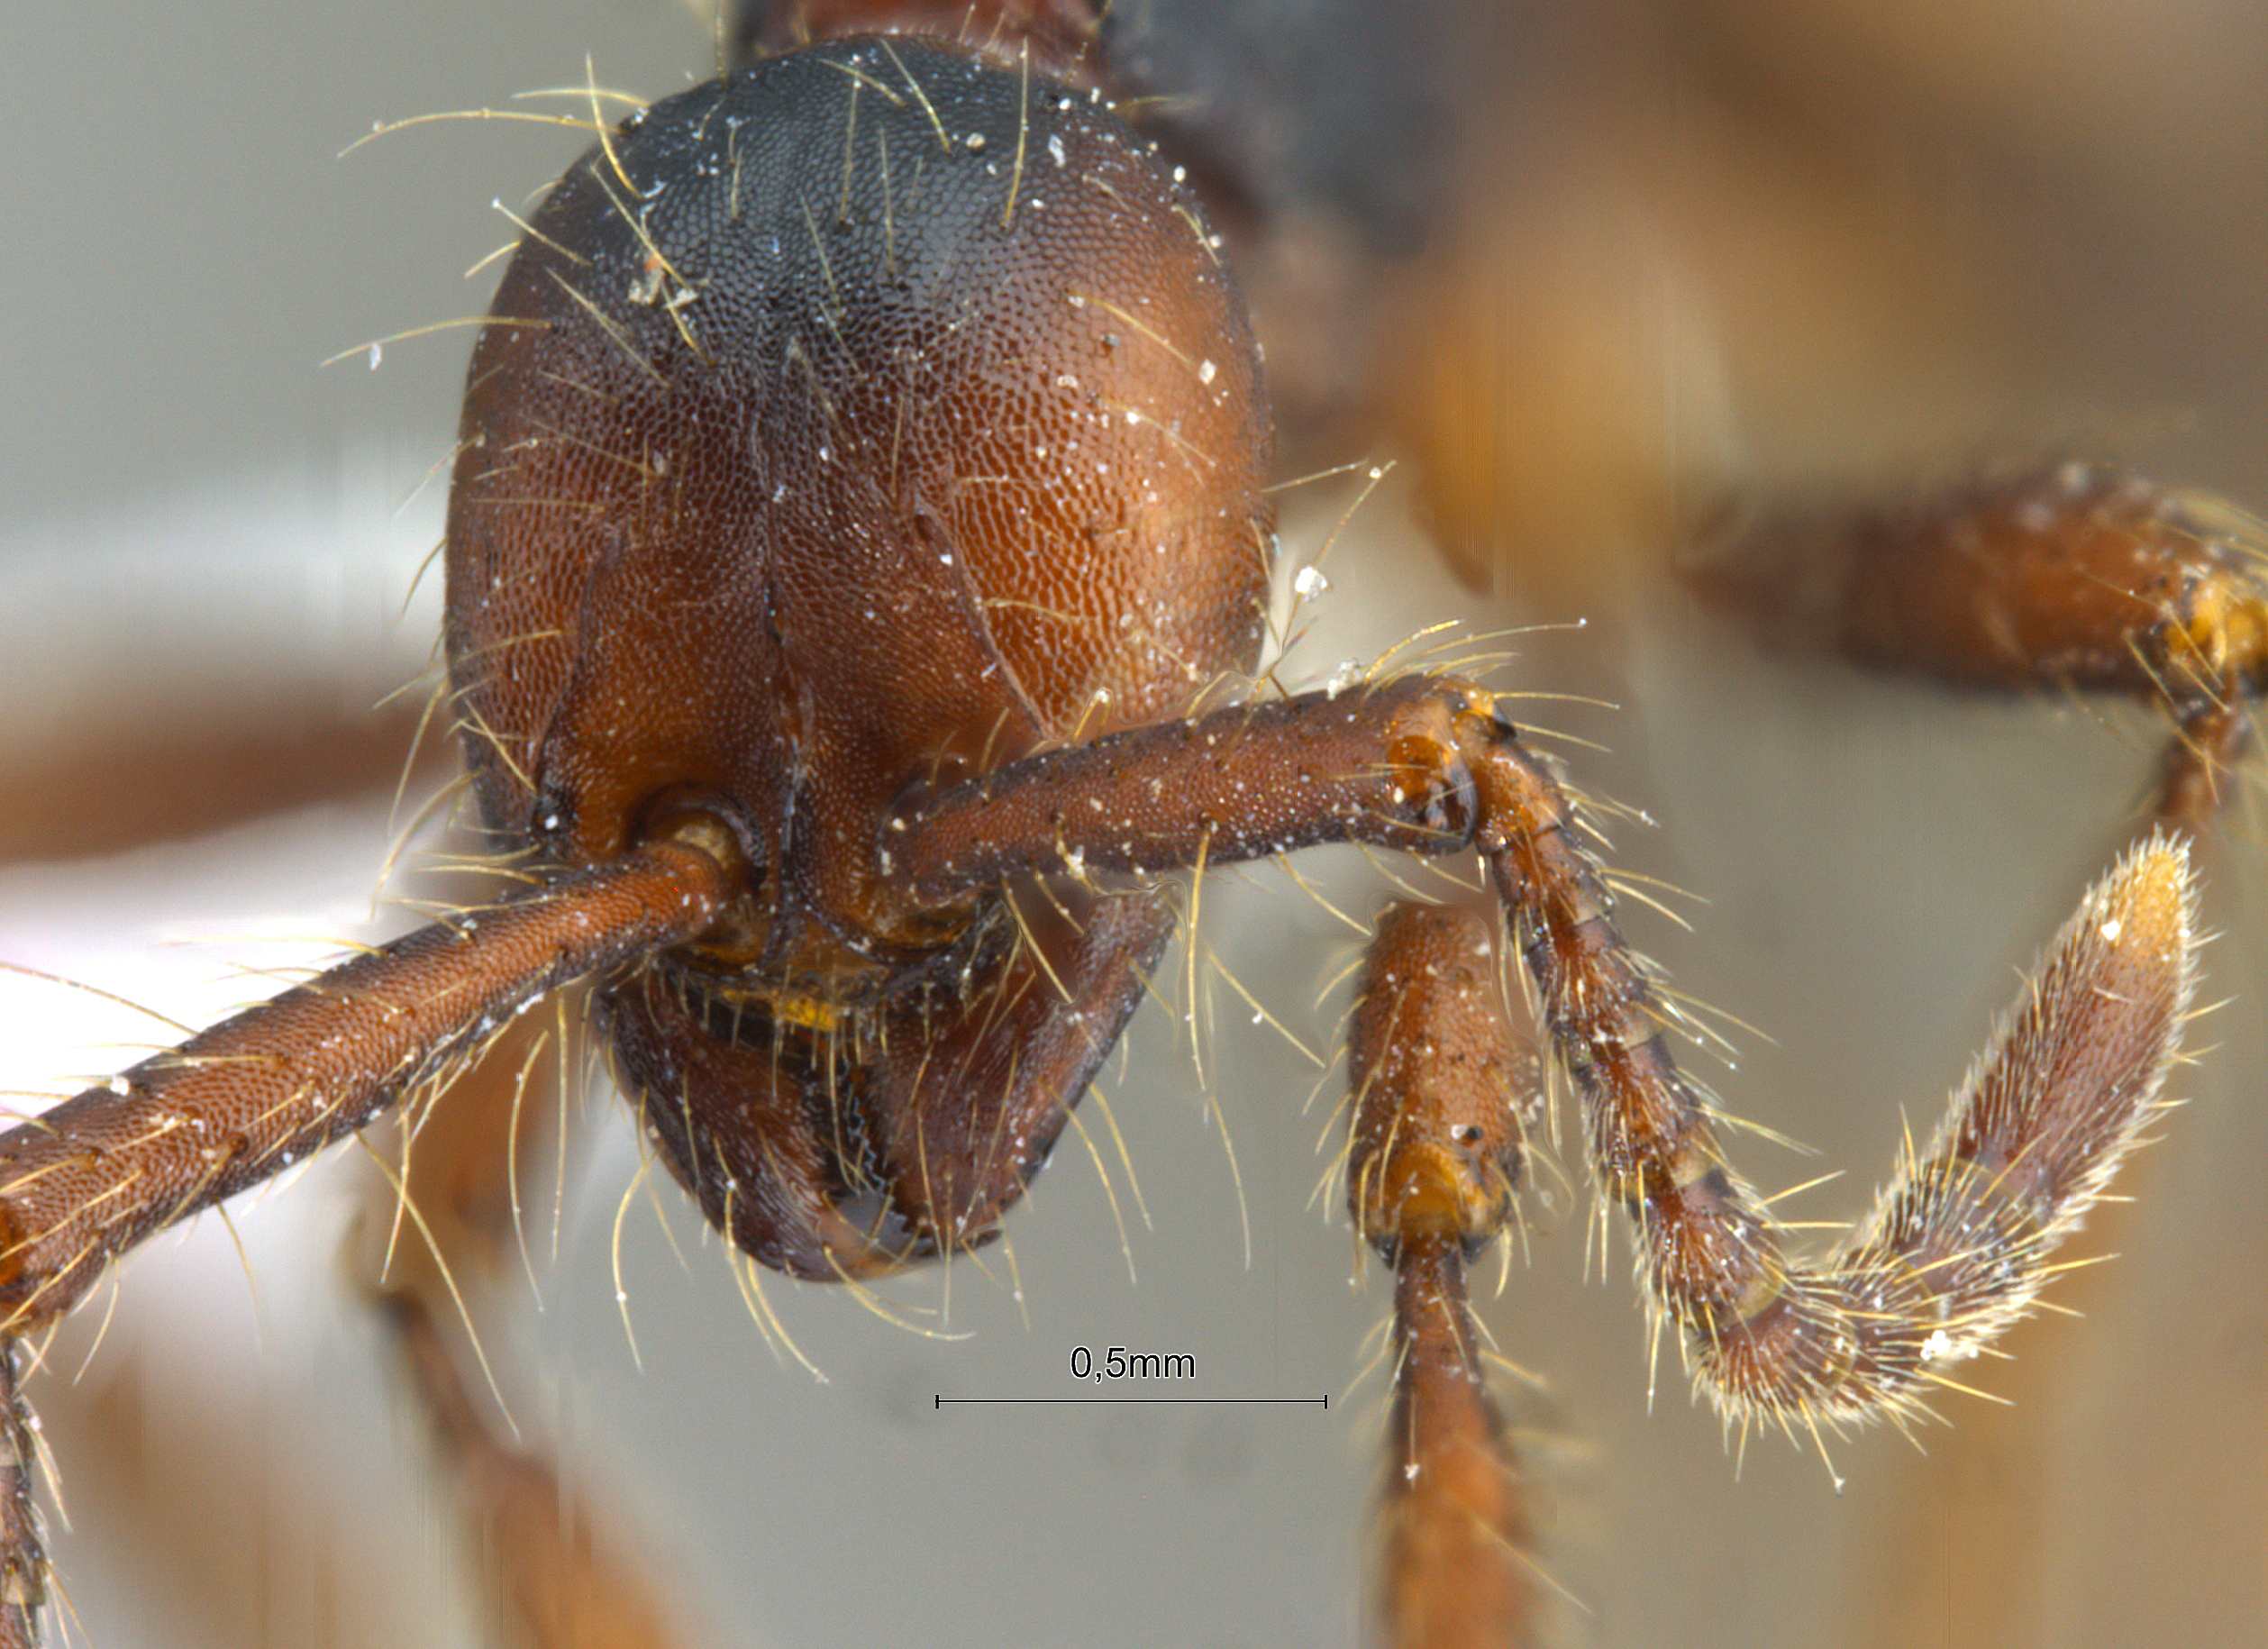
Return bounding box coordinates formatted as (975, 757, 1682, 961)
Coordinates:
(936, 1395, 1328, 1408)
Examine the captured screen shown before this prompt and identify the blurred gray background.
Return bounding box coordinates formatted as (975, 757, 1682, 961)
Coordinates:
(2, 2, 2263, 1645)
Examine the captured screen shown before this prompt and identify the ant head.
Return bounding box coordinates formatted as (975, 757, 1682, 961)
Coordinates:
(440, 32, 1271, 1273)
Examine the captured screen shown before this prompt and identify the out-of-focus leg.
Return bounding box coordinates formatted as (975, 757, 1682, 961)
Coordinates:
(1696, 463, 2265, 834)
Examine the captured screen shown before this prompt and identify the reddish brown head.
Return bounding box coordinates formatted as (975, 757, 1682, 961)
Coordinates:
(442, 33, 1270, 1274)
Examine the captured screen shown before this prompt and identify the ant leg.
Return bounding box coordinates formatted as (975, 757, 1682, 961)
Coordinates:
(0, 694, 433, 867)
(378, 1288, 692, 1648)
(1696, 464, 2241, 1594)
(1697, 463, 2266, 833)
(2158, 694, 2251, 834)
(1346, 904, 1541, 1649)
(352, 1013, 697, 1646)
(897, 675, 2198, 1430)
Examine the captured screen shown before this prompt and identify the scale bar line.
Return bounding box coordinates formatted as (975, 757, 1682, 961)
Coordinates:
(936, 1394, 1328, 1408)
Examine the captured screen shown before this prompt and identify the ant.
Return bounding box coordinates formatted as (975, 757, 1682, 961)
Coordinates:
(2, 2, 2263, 1644)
